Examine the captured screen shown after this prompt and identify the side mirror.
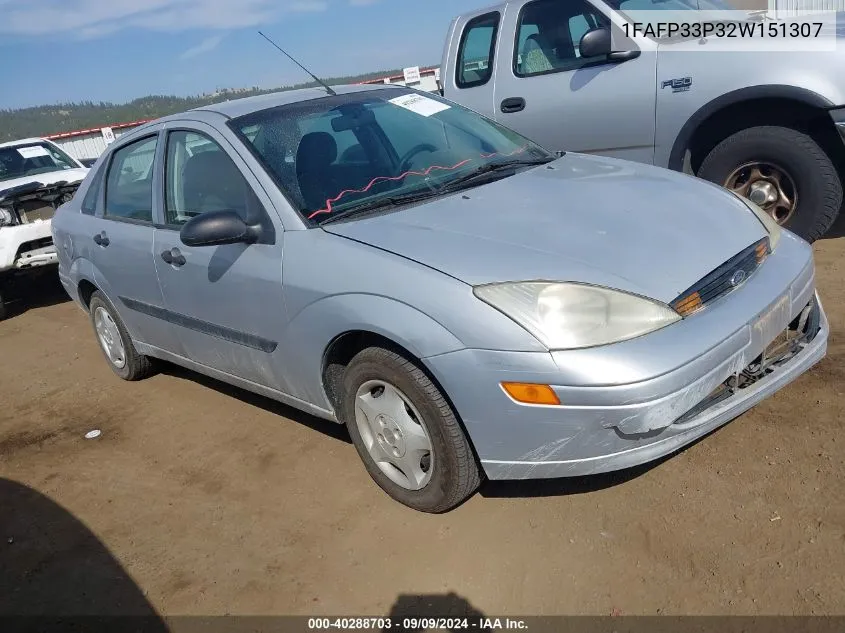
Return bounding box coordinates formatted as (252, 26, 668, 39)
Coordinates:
(579, 27, 641, 62)
(180, 210, 260, 247)
(579, 28, 612, 58)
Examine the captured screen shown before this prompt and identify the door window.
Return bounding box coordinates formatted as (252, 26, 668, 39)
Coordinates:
(104, 136, 158, 223)
(514, 0, 610, 77)
(456, 12, 500, 88)
(164, 130, 263, 226)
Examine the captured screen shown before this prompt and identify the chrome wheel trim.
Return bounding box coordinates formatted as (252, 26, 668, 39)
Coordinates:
(94, 307, 127, 369)
(725, 161, 797, 225)
(354, 380, 434, 491)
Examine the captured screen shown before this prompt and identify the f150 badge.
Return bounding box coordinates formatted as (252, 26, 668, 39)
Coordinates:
(661, 77, 692, 93)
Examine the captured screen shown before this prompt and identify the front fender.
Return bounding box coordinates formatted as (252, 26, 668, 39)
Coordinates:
(666, 84, 836, 171)
(280, 293, 466, 408)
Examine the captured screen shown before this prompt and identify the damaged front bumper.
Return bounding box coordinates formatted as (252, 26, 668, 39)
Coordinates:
(0, 181, 78, 275)
(423, 231, 828, 480)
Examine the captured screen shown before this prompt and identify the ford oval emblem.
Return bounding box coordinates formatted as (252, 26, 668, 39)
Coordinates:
(730, 269, 747, 287)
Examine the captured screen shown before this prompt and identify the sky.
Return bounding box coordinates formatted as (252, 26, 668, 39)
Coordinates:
(0, 0, 494, 110)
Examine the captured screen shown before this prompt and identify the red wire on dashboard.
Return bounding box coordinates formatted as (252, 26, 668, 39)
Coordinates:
(306, 145, 529, 220)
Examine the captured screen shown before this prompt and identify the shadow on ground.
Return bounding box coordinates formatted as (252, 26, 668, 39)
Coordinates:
(0, 478, 167, 630)
(1, 270, 69, 320)
(158, 364, 351, 444)
(382, 592, 488, 632)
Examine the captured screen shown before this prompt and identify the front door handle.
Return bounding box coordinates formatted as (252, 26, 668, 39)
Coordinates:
(160, 247, 186, 267)
(500, 97, 526, 113)
(92, 231, 109, 247)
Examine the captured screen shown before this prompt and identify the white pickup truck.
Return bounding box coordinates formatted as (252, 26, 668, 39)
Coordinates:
(440, 0, 845, 242)
(0, 138, 89, 319)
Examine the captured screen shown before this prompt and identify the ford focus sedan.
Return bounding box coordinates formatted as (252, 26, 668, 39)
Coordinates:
(52, 85, 828, 512)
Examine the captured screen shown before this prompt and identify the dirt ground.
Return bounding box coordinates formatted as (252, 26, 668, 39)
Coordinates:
(0, 233, 843, 619)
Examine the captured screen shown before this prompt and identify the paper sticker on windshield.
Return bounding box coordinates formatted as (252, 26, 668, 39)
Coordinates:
(17, 146, 50, 159)
(388, 94, 450, 117)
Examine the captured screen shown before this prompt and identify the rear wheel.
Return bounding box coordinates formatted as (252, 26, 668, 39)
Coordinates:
(0, 285, 7, 321)
(88, 291, 155, 381)
(340, 347, 481, 513)
(697, 125, 842, 243)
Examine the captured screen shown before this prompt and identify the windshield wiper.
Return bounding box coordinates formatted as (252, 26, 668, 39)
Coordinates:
(317, 188, 438, 225)
(317, 157, 553, 225)
(435, 157, 553, 193)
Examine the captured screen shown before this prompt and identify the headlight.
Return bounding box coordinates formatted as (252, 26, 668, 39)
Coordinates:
(0, 206, 15, 227)
(473, 282, 681, 350)
(733, 193, 781, 250)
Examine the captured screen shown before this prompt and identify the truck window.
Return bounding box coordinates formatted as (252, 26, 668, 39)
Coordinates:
(456, 12, 500, 89)
(515, 0, 610, 77)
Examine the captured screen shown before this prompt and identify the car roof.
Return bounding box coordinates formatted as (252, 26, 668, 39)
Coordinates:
(191, 83, 401, 120)
(107, 83, 412, 147)
(0, 137, 52, 149)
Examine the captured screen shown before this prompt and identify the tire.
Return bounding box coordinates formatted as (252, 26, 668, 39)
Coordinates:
(697, 125, 843, 243)
(0, 288, 7, 321)
(340, 347, 481, 513)
(88, 291, 155, 381)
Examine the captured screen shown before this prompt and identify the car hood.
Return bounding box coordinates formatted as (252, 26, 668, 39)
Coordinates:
(322, 153, 768, 304)
(0, 168, 89, 196)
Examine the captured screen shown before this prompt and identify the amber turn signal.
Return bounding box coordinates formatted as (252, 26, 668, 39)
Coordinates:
(673, 291, 703, 317)
(501, 382, 561, 405)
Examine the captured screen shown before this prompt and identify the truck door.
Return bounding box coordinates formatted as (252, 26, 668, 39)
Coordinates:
(492, 0, 658, 165)
(444, 11, 502, 119)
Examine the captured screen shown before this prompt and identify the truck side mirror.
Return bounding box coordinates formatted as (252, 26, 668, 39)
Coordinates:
(579, 28, 642, 63)
(579, 28, 612, 58)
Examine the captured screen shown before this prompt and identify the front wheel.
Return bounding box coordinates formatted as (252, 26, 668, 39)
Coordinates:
(697, 125, 843, 243)
(340, 347, 481, 513)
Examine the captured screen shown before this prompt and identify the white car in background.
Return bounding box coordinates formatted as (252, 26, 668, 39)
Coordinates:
(0, 138, 89, 319)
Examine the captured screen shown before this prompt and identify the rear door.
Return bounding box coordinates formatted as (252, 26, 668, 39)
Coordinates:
(492, 0, 658, 163)
(92, 130, 180, 351)
(152, 122, 286, 388)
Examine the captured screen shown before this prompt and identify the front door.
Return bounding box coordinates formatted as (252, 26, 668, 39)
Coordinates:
(152, 124, 286, 388)
(494, 0, 658, 164)
(92, 131, 178, 351)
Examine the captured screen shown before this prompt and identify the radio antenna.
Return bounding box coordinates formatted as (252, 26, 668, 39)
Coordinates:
(258, 31, 337, 96)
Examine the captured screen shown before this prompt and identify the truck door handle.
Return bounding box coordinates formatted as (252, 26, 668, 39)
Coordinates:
(160, 247, 186, 267)
(500, 97, 526, 113)
(92, 231, 109, 247)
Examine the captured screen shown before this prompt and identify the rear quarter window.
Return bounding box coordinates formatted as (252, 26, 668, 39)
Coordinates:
(80, 162, 106, 215)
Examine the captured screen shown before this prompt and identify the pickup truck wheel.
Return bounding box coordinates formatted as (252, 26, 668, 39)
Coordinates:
(88, 291, 154, 381)
(697, 126, 842, 243)
(340, 347, 481, 513)
(0, 287, 7, 321)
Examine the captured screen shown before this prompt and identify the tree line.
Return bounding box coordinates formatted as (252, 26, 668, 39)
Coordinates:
(0, 69, 406, 142)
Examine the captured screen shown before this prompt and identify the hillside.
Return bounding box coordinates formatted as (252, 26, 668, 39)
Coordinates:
(0, 69, 404, 142)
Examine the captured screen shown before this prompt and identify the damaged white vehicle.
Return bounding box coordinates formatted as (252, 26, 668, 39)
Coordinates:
(0, 138, 88, 319)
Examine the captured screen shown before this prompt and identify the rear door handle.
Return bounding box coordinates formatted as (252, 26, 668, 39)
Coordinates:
(93, 231, 109, 247)
(160, 247, 186, 267)
(500, 97, 526, 113)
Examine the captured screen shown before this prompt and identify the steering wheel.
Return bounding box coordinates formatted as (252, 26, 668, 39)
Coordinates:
(398, 143, 438, 173)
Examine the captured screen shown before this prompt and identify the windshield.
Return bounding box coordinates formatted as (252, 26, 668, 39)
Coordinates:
(231, 88, 553, 224)
(0, 142, 79, 183)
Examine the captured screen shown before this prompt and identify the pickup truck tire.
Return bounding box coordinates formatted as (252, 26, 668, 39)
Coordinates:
(88, 291, 155, 381)
(697, 126, 842, 243)
(341, 346, 481, 513)
(0, 287, 7, 321)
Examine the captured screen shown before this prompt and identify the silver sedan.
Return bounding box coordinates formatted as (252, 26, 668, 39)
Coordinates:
(52, 85, 828, 512)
